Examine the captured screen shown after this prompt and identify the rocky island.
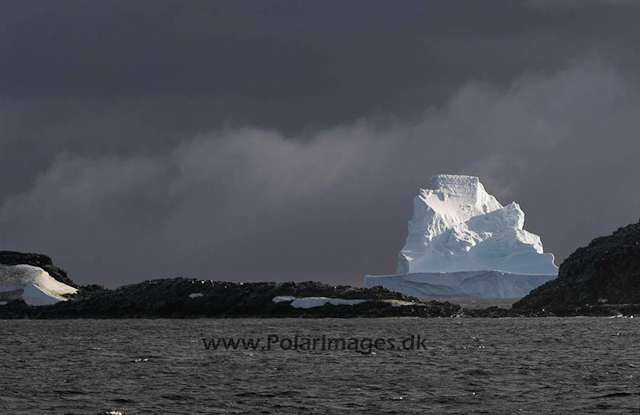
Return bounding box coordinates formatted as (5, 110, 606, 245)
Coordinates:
(1, 218, 639, 319)
(0, 251, 459, 318)
(513, 219, 640, 312)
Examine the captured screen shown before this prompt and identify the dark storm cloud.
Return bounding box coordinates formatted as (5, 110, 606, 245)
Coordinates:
(1, 2, 640, 286)
(3, 1, 639, 101)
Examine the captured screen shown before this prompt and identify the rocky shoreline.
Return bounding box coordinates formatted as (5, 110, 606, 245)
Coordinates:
(2, 217, 640, 319)
(1, 275, 639, 319)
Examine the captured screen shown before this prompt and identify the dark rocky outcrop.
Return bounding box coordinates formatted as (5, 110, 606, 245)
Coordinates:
(0, 278, 461, 319)
(0, 251, 79, 288)
(514, 220, 640, 311)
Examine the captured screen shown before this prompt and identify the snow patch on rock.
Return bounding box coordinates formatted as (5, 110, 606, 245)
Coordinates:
(291, 297, 367, 308)
(383, 299, 415, 307)
(272, 296, 297, 303)
(0, 264, 77, 306)
(272, 296, 367, 308)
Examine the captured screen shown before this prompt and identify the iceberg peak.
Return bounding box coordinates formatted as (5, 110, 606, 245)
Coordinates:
(397, 174, 557, 275)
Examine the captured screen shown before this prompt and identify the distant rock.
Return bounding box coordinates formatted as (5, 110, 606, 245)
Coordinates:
(514, 220, 640, 310)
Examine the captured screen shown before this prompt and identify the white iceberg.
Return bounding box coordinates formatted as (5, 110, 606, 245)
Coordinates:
(397, 174, 557, 275)
(366, 174, 558, 299)
(0, 264, 77, 306)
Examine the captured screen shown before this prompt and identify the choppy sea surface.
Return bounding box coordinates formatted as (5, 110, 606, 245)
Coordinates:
(1, 317, 639, 414)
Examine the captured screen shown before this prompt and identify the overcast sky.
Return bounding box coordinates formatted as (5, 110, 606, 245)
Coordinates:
(2, 1, 640, 287)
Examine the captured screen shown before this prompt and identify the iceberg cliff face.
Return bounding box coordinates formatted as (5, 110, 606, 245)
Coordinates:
(364, 271, 556, 299)
(397, 174, 558, 275)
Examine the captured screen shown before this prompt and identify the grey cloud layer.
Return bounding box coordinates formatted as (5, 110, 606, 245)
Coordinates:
(1, 59, 638, 286)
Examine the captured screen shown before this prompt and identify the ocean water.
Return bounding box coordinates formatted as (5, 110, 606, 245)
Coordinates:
(1, 317, 639, 414)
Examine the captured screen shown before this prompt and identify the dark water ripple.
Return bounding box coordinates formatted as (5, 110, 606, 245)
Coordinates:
(1, 317, 639, 414)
